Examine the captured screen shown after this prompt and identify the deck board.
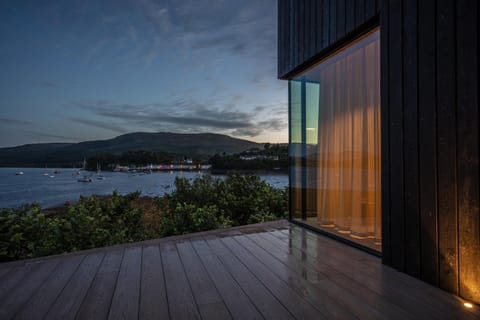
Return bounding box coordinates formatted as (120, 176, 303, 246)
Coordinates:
(45, 252, 104, 320)
(220, 236, 325, 319)
(0, 258, 60, 320)
(258, 231, 396, 319)
(76, 249, 124, 320)
(0, 263, 39, 301)
(160, 241, 201, 320)
(14, 254, 85, 320)
(276, 230, 420, 319)
(0, 220, 478, 320)
(237, 233, 358, 319)
(176, 240, 231, 320)
(139, 246, 169, 320)
(108, 247, 142, 320)
(205, 236, 294, 320)
(191, 238, 263, 320)
(0, 266, 13, 281)
(288, 226, 480, 320)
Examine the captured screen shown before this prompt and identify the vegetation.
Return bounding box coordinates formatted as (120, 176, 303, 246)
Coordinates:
(0, 174, 288, 262)
(160, 174, 287, 236)
(0, 192, 151, 262)
(209, 143, 288, 172)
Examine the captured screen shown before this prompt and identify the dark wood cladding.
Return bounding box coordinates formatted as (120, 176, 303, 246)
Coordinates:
(278, 0, 380, 79)
(381, 0, 480, 303)
(278, 0, 480, 305)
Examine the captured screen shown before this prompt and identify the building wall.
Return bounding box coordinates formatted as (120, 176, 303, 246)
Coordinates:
(381, 0, 480, 303)
(278, 0, 480, 304)
(278, 0, 379, 79)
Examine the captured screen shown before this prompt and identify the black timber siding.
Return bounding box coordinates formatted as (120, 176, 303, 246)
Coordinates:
(381, 0, 480, 303)
(277, 0, 380, 79)
(278, 0, 480, 304)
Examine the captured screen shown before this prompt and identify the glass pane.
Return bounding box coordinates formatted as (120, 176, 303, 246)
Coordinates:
(289, 80, 303, 219)
(288, 28, 381, 251)
(305, 82, 319, 220)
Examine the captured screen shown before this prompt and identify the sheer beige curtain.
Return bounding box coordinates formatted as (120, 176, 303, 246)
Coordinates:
(316, 33, 381, 242)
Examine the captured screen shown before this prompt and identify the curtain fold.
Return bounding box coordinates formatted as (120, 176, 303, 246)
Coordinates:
(315, 31, 381, 241)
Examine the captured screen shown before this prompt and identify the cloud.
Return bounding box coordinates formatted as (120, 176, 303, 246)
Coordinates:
(70, 117, 128, 134)
(258, 118, 286, 131)
(134, 0, 276, 58)
(73, 98, 287, 139)
(25, 130, 76, 141)
(231, 127, 263, 137)
(0, 117, 32, 126)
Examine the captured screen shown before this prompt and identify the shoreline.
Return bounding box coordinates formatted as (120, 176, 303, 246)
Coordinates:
(1, 169, 288, 210)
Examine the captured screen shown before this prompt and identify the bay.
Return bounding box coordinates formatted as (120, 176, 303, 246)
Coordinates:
(0, 168, 288, 209)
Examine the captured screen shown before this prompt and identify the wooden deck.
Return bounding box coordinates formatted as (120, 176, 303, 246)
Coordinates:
(0, 220, 478, 320)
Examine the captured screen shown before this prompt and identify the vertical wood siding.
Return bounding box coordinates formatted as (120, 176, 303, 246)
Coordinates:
(278, 0, 379, 79)
(278, 0, 480, 305)
(380, 0, 480, 304)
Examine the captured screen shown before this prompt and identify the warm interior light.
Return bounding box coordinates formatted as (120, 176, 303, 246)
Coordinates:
(306, 127, 316, 131)
(464, 302, 473, 309)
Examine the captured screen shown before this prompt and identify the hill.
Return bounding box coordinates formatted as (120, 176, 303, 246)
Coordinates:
(0, 132, 262, 167)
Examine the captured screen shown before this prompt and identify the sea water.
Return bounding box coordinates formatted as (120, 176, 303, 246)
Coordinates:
(0, 168, 288, 209)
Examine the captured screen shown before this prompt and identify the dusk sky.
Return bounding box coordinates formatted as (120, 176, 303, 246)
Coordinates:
(0, 0, 287, 148)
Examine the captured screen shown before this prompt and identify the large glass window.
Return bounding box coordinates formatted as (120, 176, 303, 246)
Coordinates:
(289, 29, 381, 251)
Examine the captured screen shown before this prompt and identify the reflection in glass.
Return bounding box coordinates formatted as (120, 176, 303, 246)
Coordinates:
(289, 80, 303, 218)
(289, 29, 381, 250)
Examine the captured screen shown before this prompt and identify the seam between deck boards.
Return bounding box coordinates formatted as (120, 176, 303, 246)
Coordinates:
(137, 246, 143, 320)
(73, 252, 107, 320)
(158, 245, 171, 320)
(42, 254, 87, 320)
(211, 236, 297, 320)
(105, 249, 126, 320)
(180, 239, 234, 320)
(200, 236, 267, 320)
(174, 241, 204, 319)
(231, 234, 347, 320)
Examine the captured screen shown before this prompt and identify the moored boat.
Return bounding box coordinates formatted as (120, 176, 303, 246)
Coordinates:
(78, 176, 92, 182)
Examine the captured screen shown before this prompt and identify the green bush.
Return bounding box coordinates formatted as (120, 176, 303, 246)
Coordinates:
(164, 174, 288, 228)
(0, 174, 288, 262)
(0, 191, 152, 262)
(159, 203, 231, 237)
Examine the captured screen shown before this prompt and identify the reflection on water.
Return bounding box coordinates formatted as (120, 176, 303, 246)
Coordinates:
(0, 168, 288, 209)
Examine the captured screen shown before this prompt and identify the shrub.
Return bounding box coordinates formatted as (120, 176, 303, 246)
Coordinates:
(159, 203, 231, 237)
(0, 174, 288, 261)
(165, 174, 288, 228)
(0, 192, 151, 262)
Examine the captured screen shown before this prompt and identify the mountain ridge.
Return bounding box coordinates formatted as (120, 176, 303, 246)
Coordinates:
(0, 132, 262, 167)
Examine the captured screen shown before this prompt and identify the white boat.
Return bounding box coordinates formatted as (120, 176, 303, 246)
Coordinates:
(96, 162, 106, 180)
(15, 171, 24, 176)
(78, 176, 92, 182)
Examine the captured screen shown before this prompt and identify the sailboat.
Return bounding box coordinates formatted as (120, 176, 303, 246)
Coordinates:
(96, 162, 106, 180)
(43, 164, 49, 176)
(75, 158, 86, 176)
